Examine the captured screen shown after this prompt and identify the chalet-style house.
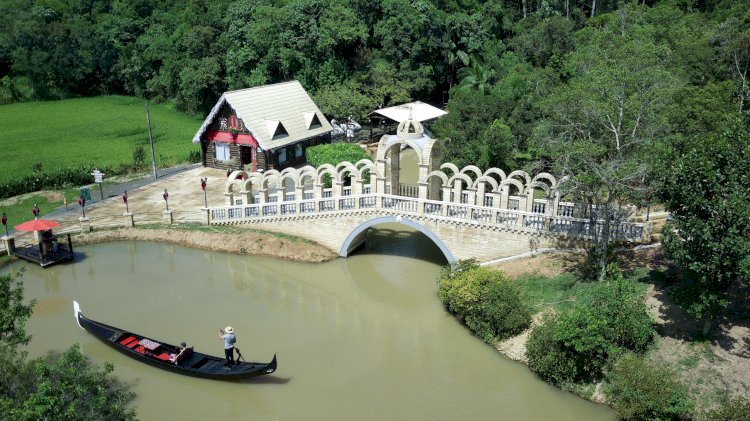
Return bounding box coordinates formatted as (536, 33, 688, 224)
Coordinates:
(192, 81, 332, 172)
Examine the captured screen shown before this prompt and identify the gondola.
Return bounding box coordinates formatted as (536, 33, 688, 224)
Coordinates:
(73, 301, 277, 380)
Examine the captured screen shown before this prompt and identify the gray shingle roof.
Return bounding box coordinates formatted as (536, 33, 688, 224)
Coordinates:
(192, 81, 332, 150)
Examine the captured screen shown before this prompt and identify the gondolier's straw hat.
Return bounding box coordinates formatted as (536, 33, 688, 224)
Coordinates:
(225, 326, 234, 333)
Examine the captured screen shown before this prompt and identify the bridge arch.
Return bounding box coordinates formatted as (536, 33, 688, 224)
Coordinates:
(339, 216, 455, 263)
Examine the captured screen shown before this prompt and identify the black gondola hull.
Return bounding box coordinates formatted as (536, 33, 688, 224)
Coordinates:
(75, 304, 276, 380)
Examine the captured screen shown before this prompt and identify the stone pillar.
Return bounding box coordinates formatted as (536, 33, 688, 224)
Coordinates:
(376, 176, 387, 194)
(418, 182, 428, 214)
(333, 181, 344, 197)
(313, 183, 324, 200)
(224, 192, 234, 206)
(79, 217, 91, 232)
(239, 189, 251, 205)
(550, 191, 561, 216)
(499, 185, 510, 209)
(526, 190, 535, 213)
(296, 186, 305, 201)
(123, 212, 134, 228)
(418, 164, 429, 200)
(442, 186, 452, 216)
(375, 156, 387, 194)
(353, 179, 364, 196)
(465, 189, 476, 207)
(517, 196, 527, 213)
(275, 190, 285, 203)
(1, 235, 15, 256)
(257, 189, 267, 204)
(390, 150, 400, 196)
(162, 210, 173, 225)
(453, 179, 463, 203)
(476, 182, 486, 207)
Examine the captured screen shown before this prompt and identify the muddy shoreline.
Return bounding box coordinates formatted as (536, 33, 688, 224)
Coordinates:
(70, 227, 338, 263)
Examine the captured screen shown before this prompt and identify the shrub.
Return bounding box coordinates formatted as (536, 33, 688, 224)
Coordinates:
(704, 396, 750, 421)
(0, 167, 98, 200)
(526, 315, 579, 384)
(438, 264, 531, 342)
(526, 266, 654, 383)
(305, 143, 370, 168)
(605, 353, 693, 420)
(133, 145, 146, 168)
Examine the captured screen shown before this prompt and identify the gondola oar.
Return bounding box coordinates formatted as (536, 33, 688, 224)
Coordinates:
(235, 347, 247, 362)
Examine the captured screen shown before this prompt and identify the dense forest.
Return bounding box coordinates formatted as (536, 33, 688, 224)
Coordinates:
(1, 1, 749, 417)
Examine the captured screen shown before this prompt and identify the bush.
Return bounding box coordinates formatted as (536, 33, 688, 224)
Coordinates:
(526, 315, 579, 384)
(526, 266, 654, 383)
(0, 167, 97, 200)
(133, 145, 146, 168)
(605, 353, 693, 420)
(704, 396, 750, 421)
(438, 263, 531, 342)
(305, 143, 370, 168)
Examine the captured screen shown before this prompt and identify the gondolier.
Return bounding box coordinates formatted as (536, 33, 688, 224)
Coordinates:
(219, 326, 236, 368)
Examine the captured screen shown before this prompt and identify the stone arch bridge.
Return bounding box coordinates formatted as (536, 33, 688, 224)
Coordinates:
(207, 119, 650, 263)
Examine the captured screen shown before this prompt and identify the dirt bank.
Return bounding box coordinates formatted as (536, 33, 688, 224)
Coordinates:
(72, 227, 338, 263)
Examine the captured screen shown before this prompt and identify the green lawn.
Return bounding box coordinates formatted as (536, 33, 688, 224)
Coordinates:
(0, 96, 203, 183)
(0, 189, 80, 229)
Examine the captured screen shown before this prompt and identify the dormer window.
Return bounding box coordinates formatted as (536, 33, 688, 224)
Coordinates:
(304, 112, 322, 129)
(265, 120, 288, 139)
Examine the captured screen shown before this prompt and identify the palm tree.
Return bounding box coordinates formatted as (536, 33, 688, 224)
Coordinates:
(455, 54, 495, 95)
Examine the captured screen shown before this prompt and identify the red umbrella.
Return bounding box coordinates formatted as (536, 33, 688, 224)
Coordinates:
(14, 219, 60, 232)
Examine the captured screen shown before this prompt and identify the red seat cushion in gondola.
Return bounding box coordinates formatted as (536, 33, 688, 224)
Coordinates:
(120, 336, 137, 346)
(125, 340, 140, 349)
(155, 353, 171, 361)
(134, 345, 145, 354)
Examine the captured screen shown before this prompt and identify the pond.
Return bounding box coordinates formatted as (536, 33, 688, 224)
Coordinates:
(4, 224, 613, 420)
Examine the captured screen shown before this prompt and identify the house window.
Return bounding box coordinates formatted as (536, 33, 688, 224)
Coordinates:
(295, 143, 303, 158)
(215, 143, 231, 161)
(278, 148, 287, 163)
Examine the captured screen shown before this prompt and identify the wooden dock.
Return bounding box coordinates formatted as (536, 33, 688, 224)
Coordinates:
(12, 234, 75, 268)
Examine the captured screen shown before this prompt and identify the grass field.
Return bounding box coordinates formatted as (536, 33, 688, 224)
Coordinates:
(0, 96, 203, 183)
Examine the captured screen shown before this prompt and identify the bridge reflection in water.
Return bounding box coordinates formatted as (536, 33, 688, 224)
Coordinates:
(347, 222, 448, 266)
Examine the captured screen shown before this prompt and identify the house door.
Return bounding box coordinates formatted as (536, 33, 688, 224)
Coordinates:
(240, 146, 252, 168)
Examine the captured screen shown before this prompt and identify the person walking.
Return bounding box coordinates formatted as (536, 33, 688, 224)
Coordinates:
(219, 326, 236, 367)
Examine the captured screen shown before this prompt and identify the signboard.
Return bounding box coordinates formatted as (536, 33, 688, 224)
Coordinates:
(91, 169, 104, 183)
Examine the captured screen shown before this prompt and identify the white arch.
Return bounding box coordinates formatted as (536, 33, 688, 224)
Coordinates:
(501, 178, 525, 195)
(472, 175, 499, 192)
(460, 165, 482, 180)
(532, 172, 558, 190)
(375, 139, 425, 163)
(447, 172, 474, 187)
(440, 163, 459, 177)
(339, 216, 455, 262)
(507, 170, 531, 187)
(425, 170, 449, 186)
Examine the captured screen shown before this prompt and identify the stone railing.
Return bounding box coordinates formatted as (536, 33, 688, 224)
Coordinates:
(208, 193, 648, 242)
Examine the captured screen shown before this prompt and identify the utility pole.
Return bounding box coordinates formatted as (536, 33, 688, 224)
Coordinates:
(145, 101, 157, 179)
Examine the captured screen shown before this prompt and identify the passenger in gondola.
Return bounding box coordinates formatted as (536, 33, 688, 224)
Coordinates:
(169, 342, 190, 365)
(219, 326, 236, 367)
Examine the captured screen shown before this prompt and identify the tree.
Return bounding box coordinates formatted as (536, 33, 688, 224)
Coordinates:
(655, 122, 750, 335)
(0, 271, 137, 419)
(0, 271, 34, 351)
(534, 6, 680, 280)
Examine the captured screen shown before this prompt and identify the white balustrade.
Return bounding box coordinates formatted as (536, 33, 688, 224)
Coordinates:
(206, 191, 646, 242)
